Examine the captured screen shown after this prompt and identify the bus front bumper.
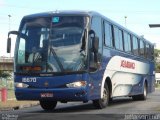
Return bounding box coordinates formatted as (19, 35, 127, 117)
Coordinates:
(15, 87, 88, 102)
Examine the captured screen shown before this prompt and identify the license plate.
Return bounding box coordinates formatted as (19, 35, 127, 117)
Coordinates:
(41, 93, 53, 98)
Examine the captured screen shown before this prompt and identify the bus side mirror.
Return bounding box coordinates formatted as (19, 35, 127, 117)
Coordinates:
(89, 30, 99, 53)
(92, 36, 99, 53)
(89, 30, 100, 72)
(8, 31, 19, 37)
(7, 38, 11, 53)
(7, 31, 19, 53)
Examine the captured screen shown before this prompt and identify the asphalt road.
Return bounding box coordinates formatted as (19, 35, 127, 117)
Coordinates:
(1, 89, 160, 120)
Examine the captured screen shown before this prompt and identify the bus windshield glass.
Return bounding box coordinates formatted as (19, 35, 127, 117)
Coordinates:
(15, 16, 88, 73)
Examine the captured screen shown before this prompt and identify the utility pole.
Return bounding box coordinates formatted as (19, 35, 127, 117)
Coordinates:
(124, 16, 127, 27)
(8, 15, 11, 57)
(8, 15, 11, 31)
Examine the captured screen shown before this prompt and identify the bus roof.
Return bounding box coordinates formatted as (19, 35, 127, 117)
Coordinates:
(23, 10, 98, 18)
(23, 10, 153, 45)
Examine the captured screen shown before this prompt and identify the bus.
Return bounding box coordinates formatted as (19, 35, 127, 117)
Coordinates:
(7, 11, 155, 110)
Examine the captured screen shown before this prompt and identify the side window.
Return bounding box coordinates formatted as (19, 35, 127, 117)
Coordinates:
(119, 29, 123, 51)
(91, 16, 103, 53)
(123, 31, 131, 53)
(114, 26, 119, 49)
(151, 45, 154, 60)
(104, 22, 113, 47)
(17, 38, 25, 63)
(132, 36, 139, 56)
(40, 28, 50, 48)
(140, 39, 145, 57)
(127, 33, 132, 53)
(145, 43, 150, 59)
(114, 26, 123, 51)
(89, 16, 103, 71)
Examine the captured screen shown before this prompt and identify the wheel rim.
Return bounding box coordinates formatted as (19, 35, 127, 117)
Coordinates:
(144, 85, 147, 97)
(102, 88, 108, 103)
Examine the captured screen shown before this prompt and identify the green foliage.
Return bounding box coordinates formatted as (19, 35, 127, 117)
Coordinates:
(0, 71, 11, 79)
(0, 71, 13, 89)
(154, 49, 160, 58)
(156, 63, 160, 73)
(155, 49, 160, 72)
(155, 83, 160, 88)
(154, 49, 160, 57)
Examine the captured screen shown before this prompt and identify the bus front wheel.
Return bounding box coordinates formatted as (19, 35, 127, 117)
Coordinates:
(93, 83, 109, 109)
(40, 100, 57, 110)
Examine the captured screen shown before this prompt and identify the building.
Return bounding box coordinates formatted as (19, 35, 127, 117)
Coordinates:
(156, 73, 160, 84)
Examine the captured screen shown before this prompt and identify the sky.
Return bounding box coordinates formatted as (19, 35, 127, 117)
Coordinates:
(1, 0, 160, 57)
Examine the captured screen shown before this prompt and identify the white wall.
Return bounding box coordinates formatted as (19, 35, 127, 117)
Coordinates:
(156, 73, 160, 84)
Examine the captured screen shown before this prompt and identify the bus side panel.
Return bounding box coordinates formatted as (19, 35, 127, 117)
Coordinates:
(101, 51, 154, 97)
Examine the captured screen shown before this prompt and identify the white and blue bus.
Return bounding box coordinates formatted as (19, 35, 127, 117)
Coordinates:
(7, 11, 155, 110)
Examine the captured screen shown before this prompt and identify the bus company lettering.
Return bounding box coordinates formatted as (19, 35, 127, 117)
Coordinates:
(22, 77, 37, 82)
(121, 60, 135, 69)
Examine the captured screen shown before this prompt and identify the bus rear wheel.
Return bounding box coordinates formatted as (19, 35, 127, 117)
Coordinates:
(93, 83, 109, 109)
(132, 82, 147, 101)
(40, 100, 57, 110)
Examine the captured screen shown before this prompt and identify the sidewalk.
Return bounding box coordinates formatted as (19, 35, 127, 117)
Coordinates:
(0, 89, 39, 111)
(0, 100, 39, 111)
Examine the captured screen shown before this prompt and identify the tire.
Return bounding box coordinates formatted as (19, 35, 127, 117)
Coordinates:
(93, 83, 109, 109)
(132, 82, 147, 101)
(40, 100, 57, 110)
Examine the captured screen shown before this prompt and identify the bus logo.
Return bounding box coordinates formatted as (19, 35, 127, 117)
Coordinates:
(121, 60, 135, 69)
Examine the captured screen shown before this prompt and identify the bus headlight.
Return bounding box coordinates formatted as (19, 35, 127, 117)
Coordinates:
(15, 82, 29, 88)
(66, 81, 87, 88)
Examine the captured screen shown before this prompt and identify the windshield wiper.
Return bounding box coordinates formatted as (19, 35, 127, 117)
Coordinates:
(49, 47, 64, 72)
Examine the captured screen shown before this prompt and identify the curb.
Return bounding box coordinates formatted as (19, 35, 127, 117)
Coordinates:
(0, 102, 39, 111)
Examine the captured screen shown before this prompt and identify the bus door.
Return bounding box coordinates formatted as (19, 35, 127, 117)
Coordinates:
(88, 16, 103, 99)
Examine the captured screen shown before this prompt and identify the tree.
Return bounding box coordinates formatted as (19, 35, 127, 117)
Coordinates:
(0, 71, 11, 79)
(154, 49, 160, 60)
(154, 49, 160, 72)
(0, 71, 12, 88)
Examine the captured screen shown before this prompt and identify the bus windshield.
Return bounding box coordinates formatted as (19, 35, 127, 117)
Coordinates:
(15, 16, 88, 73)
